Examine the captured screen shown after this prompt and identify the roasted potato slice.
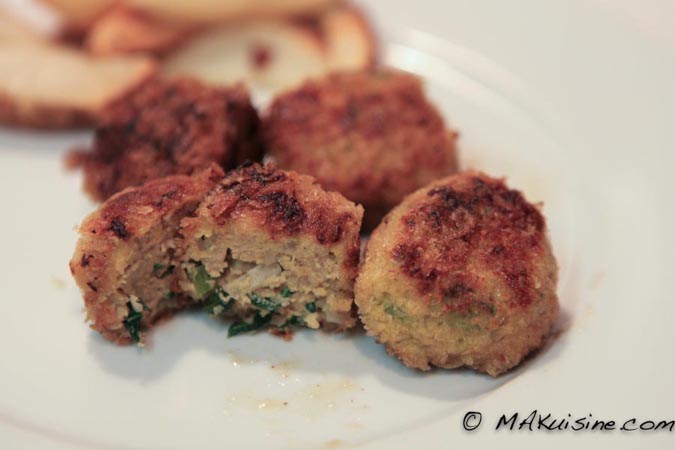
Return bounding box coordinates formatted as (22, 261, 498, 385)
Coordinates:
(0, 38, 155, 128)
(127, 0, 340, 24)
(321, 5, 376, 71)
(163, 20, 327, 96)
(162, 5, 375, 96)
(0, 11, 43, 41)
(85, 5, 191, 55)
(43, 0, 117, 35)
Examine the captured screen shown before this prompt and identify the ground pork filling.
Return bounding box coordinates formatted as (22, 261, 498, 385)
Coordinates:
(178, 225, 354, 337)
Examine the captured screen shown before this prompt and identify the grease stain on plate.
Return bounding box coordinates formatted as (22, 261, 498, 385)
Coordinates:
(223, 375, 362, 420)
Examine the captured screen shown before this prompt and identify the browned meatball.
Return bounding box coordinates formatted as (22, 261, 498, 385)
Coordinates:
(69, 166, 224, 344)
(179, 162, 362, 338)
(70, 163, 362, 344)
(77, 77, 262, 201)
(355, 171, 559, 376)
(263, 69, 459, 229)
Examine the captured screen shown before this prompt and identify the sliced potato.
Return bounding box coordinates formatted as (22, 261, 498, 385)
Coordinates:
(0, 12, 42, 41)
(0, 40, 156, 128)
(163, 21, 327, 96)
(128, 0, 340, 24)
(85, 6, 191, 55)
(43, 0, 117, 33)
(322, 5, 376, 70)
(162, 4, 375, 96)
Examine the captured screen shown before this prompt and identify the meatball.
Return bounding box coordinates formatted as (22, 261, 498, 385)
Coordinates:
(263, 69, 459, 230)
(77, 77, 262, 201)
(70, 163, 363, 344)
(178, 162, 362, 337)
(69, 165, 224, 344)
(355, 172, 559, 376)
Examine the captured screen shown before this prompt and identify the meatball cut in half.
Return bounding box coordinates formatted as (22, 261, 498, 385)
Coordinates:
(70, 166, 224, 344)
(76, 77, 262, 201)
(70, 163, 363, 344)
(355, 172, 559, 376)
(263, 69, 459, 230)
(179, 163, 363, 337)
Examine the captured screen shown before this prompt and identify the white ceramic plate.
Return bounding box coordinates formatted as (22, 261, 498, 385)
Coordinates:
(1, 1, 674, 449)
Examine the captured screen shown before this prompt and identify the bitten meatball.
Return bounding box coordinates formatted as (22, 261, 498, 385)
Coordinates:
(263, 69, 459, 230)
(70, 163, 363, 344)
(178, 163, 362, 337)
(355, 171, 559, 376)
(77, 77, 262, 201)
(69, 166, 224, 344)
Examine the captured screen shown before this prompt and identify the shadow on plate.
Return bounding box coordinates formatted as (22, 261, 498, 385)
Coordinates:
(87, 304, 572, 402)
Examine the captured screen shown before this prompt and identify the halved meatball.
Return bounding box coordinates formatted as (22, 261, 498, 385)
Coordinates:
(178, 163, 363, 336)
(70, 163, 363, 344)
(76, 77, 262, 201)
(263, 69, 459, 230)
(69, 166, 224, 344)
(355, 171, 559, 376)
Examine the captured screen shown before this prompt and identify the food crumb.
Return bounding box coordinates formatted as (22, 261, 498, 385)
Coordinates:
(270, 360, 298, 378)
(50, 277, 66, 289)
(322, 439, 345, 449)
(588, 271, 605, 290)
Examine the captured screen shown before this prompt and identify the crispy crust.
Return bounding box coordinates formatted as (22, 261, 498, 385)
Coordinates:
(391, 172, 546, 310)
(195, 162, 363, 273)
(77, 77, 262, 201)
(70, 166, 224, 343)
(263, 69, 458, 229)
(355, 172, 559, 376)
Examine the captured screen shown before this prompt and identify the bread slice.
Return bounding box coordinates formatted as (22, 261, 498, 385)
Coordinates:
(0, 38, 156, 128)
(162, 4, 375, 96)
(85, 5, 191, 55)
(127, 0, 339, 24)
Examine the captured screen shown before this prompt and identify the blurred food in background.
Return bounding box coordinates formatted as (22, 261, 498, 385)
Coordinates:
(0, 0, 376, 128)
(0, 10, 155, 128)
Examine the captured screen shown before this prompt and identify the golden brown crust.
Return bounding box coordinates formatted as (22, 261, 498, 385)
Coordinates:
(391, 172, 546, 312)
(197, 162, 363, 272)
(355, 171, 559, 376)
(77, 77, 262, 201)
(70, 166, 224, 343)
(263, 69, 458, 229)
